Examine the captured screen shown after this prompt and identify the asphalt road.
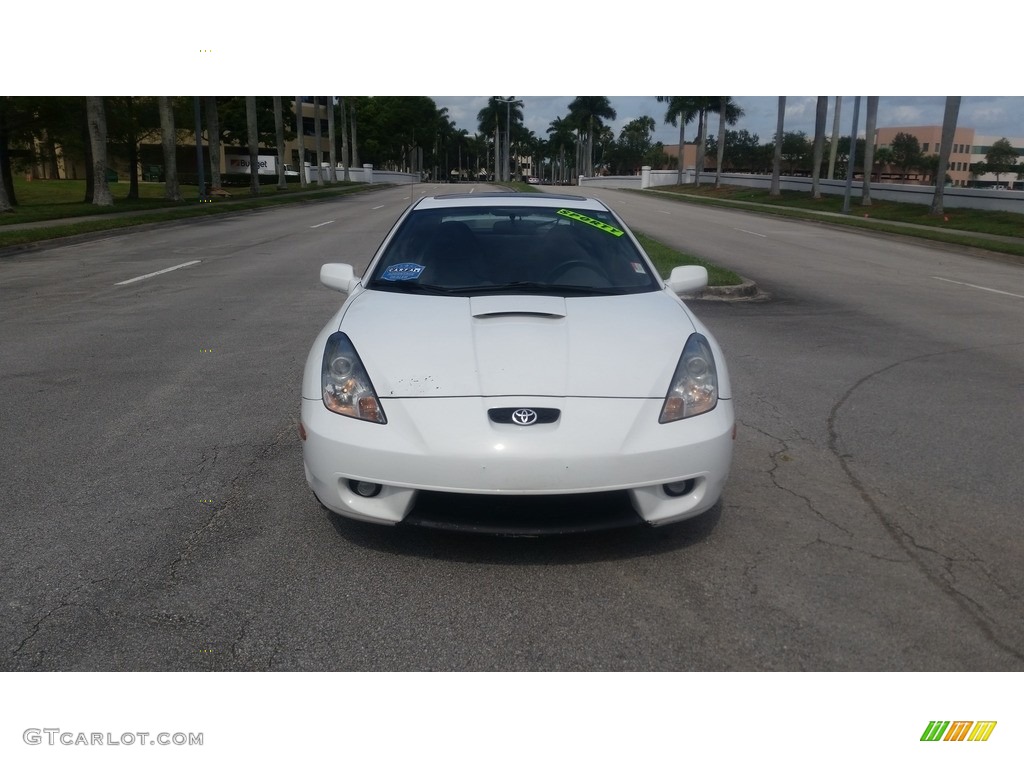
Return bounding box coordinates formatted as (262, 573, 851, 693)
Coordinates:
(1, 183, 1022, 671)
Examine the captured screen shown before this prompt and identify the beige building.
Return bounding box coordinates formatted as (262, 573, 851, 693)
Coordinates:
(873, 125, 976, 186)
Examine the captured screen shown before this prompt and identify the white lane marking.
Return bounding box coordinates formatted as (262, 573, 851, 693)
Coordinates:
(931, 276, 1024, 299)
(310, 220, 335, 228)
(115, 260, 201, 286)
(371, 205, 384, 210)
(735, 228, 767, 238)
(657, 210, 673, 215)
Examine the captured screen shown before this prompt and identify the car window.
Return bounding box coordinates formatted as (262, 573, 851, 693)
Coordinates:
(367, 205, 660, 296)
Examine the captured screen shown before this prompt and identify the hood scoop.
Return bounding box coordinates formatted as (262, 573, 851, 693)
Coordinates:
(470, 295, 567, 319)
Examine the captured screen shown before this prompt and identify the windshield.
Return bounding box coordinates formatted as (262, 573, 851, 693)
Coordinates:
(366, 205, 660, 296)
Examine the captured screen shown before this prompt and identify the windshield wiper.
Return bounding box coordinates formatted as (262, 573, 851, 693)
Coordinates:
(368, 281, 454, 295)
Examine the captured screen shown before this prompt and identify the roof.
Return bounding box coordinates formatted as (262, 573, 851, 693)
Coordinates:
(413, 192, 605, 211)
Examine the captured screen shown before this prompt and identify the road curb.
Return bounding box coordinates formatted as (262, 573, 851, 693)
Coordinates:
(681, 277, 761, 301)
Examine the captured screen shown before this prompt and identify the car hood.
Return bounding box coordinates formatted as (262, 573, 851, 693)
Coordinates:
(337, 289, 696, 399)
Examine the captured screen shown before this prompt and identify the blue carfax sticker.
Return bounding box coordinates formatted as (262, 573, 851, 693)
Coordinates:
(381, 263, 426, 281)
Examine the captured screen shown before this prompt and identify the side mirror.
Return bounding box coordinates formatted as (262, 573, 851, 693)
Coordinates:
(666, 265, 708, 295)
(320, 263, 361, 293)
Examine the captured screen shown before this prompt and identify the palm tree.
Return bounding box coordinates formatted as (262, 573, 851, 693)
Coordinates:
(315, 97, 324, 186)
(327, 97, 337, 183)
(339, 97, 350, 182)
(349, 98, 360, 169)
(296, 96, 307, 187)
(930, 97, 962, 215)
(811, 97, 828, 199)
(713, 97, 744, 188)
(689, 97, 720, 187)
(0, 170, 10, 212)
(547, 116, 575, 184)
(246, 96, 260, 196)
(568, 96, 616, 177)
(85, 96, 113, 206)
(158, 96, 181, 201)
(273, 96, 287, 190)
(770, 97, 785, 197)
(205, 97, 222, 190)
(861, 97, 879, 206)
(657, 96, 697, 184)
(476, 97, 503, 181)
(827, 96, 842, 179)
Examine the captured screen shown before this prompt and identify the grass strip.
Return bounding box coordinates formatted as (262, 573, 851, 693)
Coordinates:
(633, 232, 742, 286)
(637, 185, 1024, 260)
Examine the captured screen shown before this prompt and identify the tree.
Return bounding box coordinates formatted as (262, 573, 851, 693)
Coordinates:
(985, 137, 1019, 185)
(349, 98, 360, 169)
(612, 115, 656, 174)
(811, 96, 828, 199)
(871, 146, 894, 182)
(0, 97, 16, 210)
(106, 96, 159, 200)
(273, 96, 287, 190)
(315, 97, 325, 186)
(547, 116, 576, 184)
(339, 97, 350, 181)
(689, 97, 717, 187)
(890, 132, 922, 181)
(861, 97, 879, 206)
(476, 97, 501, 181)
(779, 131, 810, 173)
(827, 96, 842, 179)
(296, 96, 307, 187)
(158, 97, 181, 201)
(205, 97, 222, 190)
(770, 97, 785, 196)
(0, 167, 10, 212)
(930, 96, 961, 215)
(327, 97, 337, 183)
(246, 96, 260, 196)
(568, 96, 616, 177)
(713, 97, 744, 188)
(657, 96, 698, 184)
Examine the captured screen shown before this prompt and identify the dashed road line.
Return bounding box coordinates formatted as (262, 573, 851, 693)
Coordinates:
(114, 260, 202, 286)
(931, 276, 1024, 299)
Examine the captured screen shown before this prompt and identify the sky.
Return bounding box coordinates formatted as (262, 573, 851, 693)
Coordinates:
(6, 3, 1021, 147)
(430, 96, 1024, 147)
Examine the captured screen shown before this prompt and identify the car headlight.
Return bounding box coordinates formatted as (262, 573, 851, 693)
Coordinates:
(321, 332, 387, 424)
(659, 333, 718, 423)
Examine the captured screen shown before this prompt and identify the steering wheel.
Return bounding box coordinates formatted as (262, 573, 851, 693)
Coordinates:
(546, 260, 607, 283)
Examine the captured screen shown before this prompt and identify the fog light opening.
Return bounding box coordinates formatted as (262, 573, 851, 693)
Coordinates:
(349, 480, 382, 498)
(663, 479, 696, 498)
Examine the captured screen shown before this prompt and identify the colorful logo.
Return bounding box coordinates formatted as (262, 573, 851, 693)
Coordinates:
(921, 721, 997, 742)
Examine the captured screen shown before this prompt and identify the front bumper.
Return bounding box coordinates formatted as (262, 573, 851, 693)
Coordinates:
(301, 395, 733, 528)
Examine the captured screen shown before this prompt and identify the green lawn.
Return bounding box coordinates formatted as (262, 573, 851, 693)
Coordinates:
(0, 178, 369, 248)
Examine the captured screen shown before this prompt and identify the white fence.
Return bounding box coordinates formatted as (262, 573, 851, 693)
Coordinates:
(579, 167, 1024, 214)
(303, 163, 417, 186)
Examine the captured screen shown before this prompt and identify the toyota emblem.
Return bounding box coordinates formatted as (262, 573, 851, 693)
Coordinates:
(511, 408, 538, 426)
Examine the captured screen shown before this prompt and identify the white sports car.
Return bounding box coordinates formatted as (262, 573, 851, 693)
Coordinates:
(300, 193, 734, 533)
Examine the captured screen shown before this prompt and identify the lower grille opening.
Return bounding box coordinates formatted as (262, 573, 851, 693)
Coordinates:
(402, 490, 643, 535)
